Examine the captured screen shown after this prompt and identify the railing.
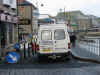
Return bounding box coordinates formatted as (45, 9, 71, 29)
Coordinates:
(72, 37, 100, 61)
(79, 37, 100, 56)
(75, 37, 100, 60)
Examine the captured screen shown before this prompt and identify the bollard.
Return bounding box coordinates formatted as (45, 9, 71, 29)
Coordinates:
(94, 40, 97, 55)
(24, 43, 26, 59)
(88, 40, 90, 56)
(28, 43, 31, 57)
(99, 39, 100, 56)
(97, 39, 99, 56)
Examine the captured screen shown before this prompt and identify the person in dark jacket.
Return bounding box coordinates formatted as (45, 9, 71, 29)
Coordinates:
(70, 33, 77, 47)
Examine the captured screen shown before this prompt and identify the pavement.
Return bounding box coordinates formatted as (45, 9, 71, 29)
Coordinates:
(71, 43, 100, 61)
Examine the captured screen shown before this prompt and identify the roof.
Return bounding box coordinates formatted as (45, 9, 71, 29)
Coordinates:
(18, 1, 37, 9)
(39, 14, 50, 19)
(39, 24, 67, 29)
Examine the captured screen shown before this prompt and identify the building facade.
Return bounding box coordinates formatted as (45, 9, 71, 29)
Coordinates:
(18, 1, 38, 41)
(0, 0, 18, 57)
(56, 11, 100, 32)
(77, 19, 90, 31)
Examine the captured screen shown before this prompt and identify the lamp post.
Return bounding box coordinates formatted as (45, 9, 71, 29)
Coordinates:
(16, 0, 20, 42)
(34, 0, 44, 33)
(64, 7, 66, 24)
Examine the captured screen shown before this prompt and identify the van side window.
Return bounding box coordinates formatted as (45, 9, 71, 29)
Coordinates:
(54, 29, 65, 40)
(41, 30, 52, 40)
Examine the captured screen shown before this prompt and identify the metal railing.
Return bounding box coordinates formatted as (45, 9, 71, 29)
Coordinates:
(80, 37, 100, 56)
(77, 37, 100, 60)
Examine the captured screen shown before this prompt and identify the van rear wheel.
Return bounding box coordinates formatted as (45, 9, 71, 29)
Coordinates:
(62, 52, 71, 61)
(37, 54, 47, 62)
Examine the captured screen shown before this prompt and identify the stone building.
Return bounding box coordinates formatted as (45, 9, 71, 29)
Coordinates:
(18, 0, 39, 41)
(0, 0, 18, 57)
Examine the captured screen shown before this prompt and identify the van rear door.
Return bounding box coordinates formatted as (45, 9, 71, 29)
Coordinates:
(53, 29, 68, 53)
(39, 30, 54, 53)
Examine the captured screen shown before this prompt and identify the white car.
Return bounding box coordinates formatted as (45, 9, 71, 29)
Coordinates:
(37, 24, 71, 60)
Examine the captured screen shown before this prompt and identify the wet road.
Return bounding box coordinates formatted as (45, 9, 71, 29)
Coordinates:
(0, 57, 100, 75)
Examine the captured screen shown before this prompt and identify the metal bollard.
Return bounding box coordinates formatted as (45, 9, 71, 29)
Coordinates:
(28, 43, 31, 57)
(24, 43, 26, 59)
(89, 40, 92, 56)
(97, 40, 99, 56)
(88, 41, 90, 56)
(99, 39, 100, 56)
(93, 42, 95, 55)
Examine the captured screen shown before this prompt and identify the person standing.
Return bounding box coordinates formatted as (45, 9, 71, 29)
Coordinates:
(32, 35, 36, 55)
(1, 36, 6, 58)
(70, 33, 77, 47)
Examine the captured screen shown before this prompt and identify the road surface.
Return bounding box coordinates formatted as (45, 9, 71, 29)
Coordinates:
(0, 56, 100, 75)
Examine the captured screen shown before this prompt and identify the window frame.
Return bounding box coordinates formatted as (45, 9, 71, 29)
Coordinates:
(41, 30, 52, 40)
(54, 29, 65, 40)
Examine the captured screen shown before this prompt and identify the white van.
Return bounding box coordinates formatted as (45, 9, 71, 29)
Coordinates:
(37, 24, 71, 60)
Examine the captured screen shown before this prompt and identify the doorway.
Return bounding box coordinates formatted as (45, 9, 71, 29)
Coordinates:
(0, 22, 7, 48)
(0, 22, 7, 57)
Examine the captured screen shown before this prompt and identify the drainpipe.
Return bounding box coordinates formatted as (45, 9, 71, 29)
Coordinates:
(17, 0, 20, 42)
(31, 5, 33, 33)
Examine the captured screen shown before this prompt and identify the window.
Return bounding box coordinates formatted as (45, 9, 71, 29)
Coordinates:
(54, 29, 65, 40)
(41, 30, 52, 40)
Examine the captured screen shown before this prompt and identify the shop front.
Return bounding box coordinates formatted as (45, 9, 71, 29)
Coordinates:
(0, 12, 18, 57)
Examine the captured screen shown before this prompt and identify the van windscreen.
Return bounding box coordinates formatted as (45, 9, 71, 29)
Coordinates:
(54, 29, 65, 40)
(41, 30, 52, 40)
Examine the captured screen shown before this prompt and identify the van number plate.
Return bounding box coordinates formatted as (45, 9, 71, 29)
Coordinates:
(42, 48, 53, 52)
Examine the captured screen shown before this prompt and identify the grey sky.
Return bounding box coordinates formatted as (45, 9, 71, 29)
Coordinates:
(27, 0, 100, 17)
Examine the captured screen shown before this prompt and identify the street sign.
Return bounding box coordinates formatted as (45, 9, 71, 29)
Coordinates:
(19, 19, 31, 25)
(6, 52, 20, 63)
